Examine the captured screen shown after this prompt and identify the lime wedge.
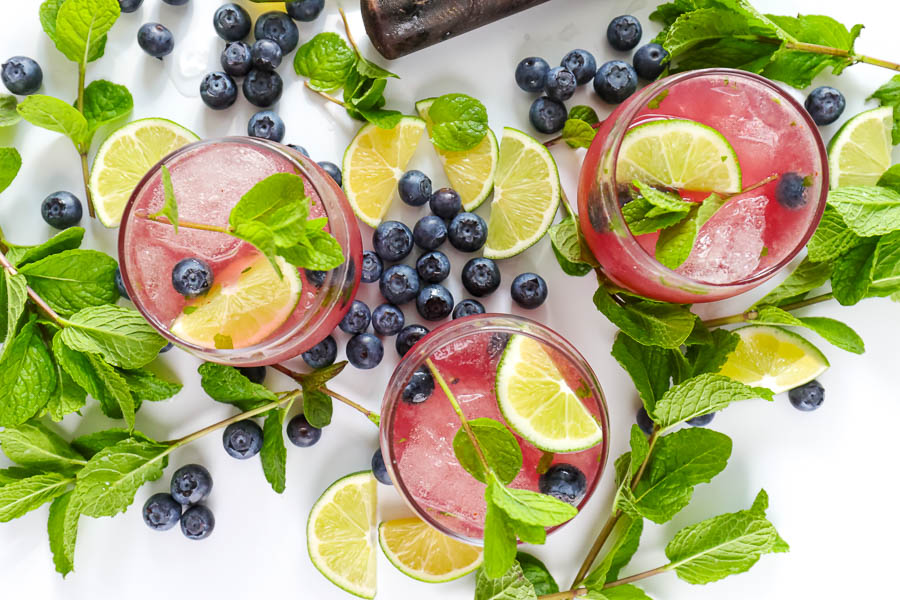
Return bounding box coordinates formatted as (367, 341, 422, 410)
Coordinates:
(616, 119, 742, 193)
(416, 98, 498, 211)
(342, 117, 426, 228)
(90, 118, 199, 227)
(378, 517, 483, 583)
(827, 106, 893, 188)
(496, 334, 603, 453)
(483, 128, 560, 259)
(170, 254, 300, 349)
(718, 325, 829, 394)
(308, 471, 377, 599)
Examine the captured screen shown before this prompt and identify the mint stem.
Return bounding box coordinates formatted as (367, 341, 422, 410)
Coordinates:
(304, 82, 347, 107)
(271, 363, 379, 424)
(784, 40, 900, 72)
(75, 64, 95, 219)
(135, 212, 230, 234)
(727, 173, 779, 198)
(602, 564, 671, 589)
(702, 292, 835, 328)
(0, 247, 64, 325)
(537, 589, 589, 600)
(338, 7, 361, 56)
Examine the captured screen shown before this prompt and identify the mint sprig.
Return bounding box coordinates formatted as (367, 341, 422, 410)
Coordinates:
(870, 76, 900, 144)
(427, 93, 489, 152)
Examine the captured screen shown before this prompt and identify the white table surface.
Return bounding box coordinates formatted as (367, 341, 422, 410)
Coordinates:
(1, 0, 899, 598)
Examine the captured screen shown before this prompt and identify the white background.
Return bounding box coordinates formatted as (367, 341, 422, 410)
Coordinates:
(1, 0, 899, 598)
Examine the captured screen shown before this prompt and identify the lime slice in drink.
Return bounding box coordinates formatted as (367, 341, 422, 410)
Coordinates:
(416, 98, 498, 212)
(307, 471, 377, 599)
(378, 517, 483, 583)
(90, 118, 199, 227)
(342, 117, 426, 228)
(483, 128, 561, 259)
(170, 254, 300, 350)
(496, 334, 603, 453)
(827, 106, 893, 188)
(718, 325, 829, 394)
(616, 119, 742, 193)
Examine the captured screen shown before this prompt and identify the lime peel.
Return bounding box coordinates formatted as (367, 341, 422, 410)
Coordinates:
(378, 517, 483, 583)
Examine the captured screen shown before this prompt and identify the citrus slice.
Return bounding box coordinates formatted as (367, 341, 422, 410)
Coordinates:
(378, 517, 483, 583)
(483, 128, 560, 259)
(416, 98, 498, 211)
(496, 334, 603, 453)
(616, 119, 742, 193)
(90, 118, 199, 227)
(827, 106, 893, 188)
(170, 254, 300, 349)
(307, 471, 377, 599)
(717, 325, 829, 394)
(342, 117, 426, 228)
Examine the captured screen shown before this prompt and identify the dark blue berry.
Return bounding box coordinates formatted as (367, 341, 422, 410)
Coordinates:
(286, 414, 322, 447)
(213, 3, 251, 41)
(302, 335, 337, 369)
(347, 333, 383, 369)
(413, 215, 448, 251)
(539, 463, 587, 505)
(686, 412, 715, 427)
(288, 143, 309, 157)
(200, 71, 238, 109)
(286, 0, 325, 21)
(247, 110, 285, 142)
(170, 464, 212, 505)
(373, 221, 414, 262)
(1, 56, 42, 95)
(237, 366, 266, 384)
(510, 272, 548, 309)
(636, 407, 654, 436)
(255, 11, 299, 53)
(162, 0, 189, 4)
(788, 380, 824, 411)
(402, 367, 434, 403)
(142, 493, 181, 530)
(633, 43, 668, 80)
(361, 250, 383, 283)
(379, 264, 420, 305)
(115, 266, 129, 300)
(318, 161, 342, 186)
(171, 258, 212, 297)
(396, 324, 428, 356)
(561, 49, 597, 85)
(515, 57, 550, 93)
(223, 420, 263, 459)
(448, 212, 488, 252)
(594, 60, 638, 104)
(250, 38, 282, 71)
(544, 66, 577, 102)
(180, 505, 214, 540)
(429, 187, 462, 220)
(452, 298, 485, 319)
(339, 299, 371, 334)
(529, 96, 567, 134)
(305, 269, 327, 287)
(41, 191, 82, 229)
(137, 23, 174, 59)
(160, 342, 174, 353)
(371, 448, 391, 485)
(805, 86, 845, 126)
(487, 332, 510, 358)
(416, 284, 454, 321)
(775, 172, 809, 210)
(372, 303, 404, 336)
(416, 250, 450, 283)
(221, 41, 252, 77)
(607, 15, 642, 51)
(242, 69, 283, 107)
(461, 257, 500, 297)
(118, 0, 143, 13)
(399, 170, 432, 206)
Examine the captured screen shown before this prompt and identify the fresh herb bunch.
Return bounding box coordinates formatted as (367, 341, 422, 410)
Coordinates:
(870, 75, 900, 146)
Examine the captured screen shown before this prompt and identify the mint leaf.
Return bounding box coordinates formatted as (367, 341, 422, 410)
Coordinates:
(593, 287, 696, 349)
(0, 472, 72, 522)
(357, 106, 404, 129)
(0, 95, 21, 127)
(569, 105, 600, 125)
(870, 76, 900, 144)
(807, 205, 865, 263)
(80, 80, 132, 145)
(562, 119, 597, 149)
(753, 257, 833, 308)
(482, 486, 518, 579)
(17, 95, 89, 146)
(20, 249, 118, 316)
(279, 223, 345, 271)
(261, 408, 287, 493)
(0, 270, 27, 346)
(474, 562, 538, 600)
(750, 306, 865, 354)
(868, 230, 900, 297)
(428, 93, 489, 152)
(59, 304, 166, 369)
(47, 491, 79, 576)
(294, 32, 357, 92)
(0, 146, 22, 193)
(344, 72, 387, 109)
(6, 227, 85, 267)
(452, 418, 522, 485)
(761, 15, 862, 88)
(303, 388, 333, 428)
(654, 373, 773, 430)
(878, 164, 900, 194)
(489, 475, 577, 527)
(611, 332, 672, 413)
(0, 321, 57, 427)
(583, 514, 644, 589)
(831, 239, 877, 305)
(39, 0, 66, 43)
(516, 553, 558, 595)
(621, 196, 690, 236)
(120, 367, 182, 403)
(828, 186, 900, 236)
(549, 215, 598, 277)
(71, 428, 153, 458)
(682, 328, 740, 378)
(354, 55, 398, 80)
(198, 362, 276, 411)
(54, 0, 120, 65)
(655, 193, 726, 269)
(54, 334, 135, 426)
(45, 363, 88, 422)
(149, 165, 178, 232)
(0, 421, 85, 473)
(299, 361, 347, 391)
(629, 425, 650, 477)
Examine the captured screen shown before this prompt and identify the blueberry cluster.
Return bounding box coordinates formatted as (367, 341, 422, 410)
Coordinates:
(142, 464, 215, 540)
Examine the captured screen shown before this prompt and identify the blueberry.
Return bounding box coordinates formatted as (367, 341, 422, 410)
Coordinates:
(429, 188, 462, 220)
(416, 284, 454, 321)
(171, 257, 213, 297)
(347, 333, 384, 369)
(561, 49, 597, 85)
(373, 221, 414, 262)
(448, 212, 488, 252)
(137, 23, 174, 59)
(286, 414, 322, 447)
(142, 493, 181, 530)
(286, 0, 325, 21)
(402, 367, 434, 403)
(788, 380, 824, 411)
(544, 66, 577, 102)
(633, 43, 669, 80)
(213, 3, 251, 41)
(250, 38, 283, 71)
(287, 143, 309, 157)
(805, 86, 845, 126)
(607, 15, 642, 51)
(775, 172, 810, 210)
(242, 69, 283, 107)
(339, 299, 371, 334)
(41, 191, 82, 229)
(461, 257, 501, 297)
(115, 266, 129, 299)
(396, 324, 429, 356)
(510, 272, 548, 309)
(452, 298, 485, 319)
(686, 412, 715, 427)
(416, 250, 451, 283)
(593, 60, 638, 104)
(118, 0, 143, 13)
(170, 464, 212, 505)
(529, 96, 567, 134)
(180, 505, 215, 540)
(515, 57, 550, 93)
(371, 448, 391, 485)
(1, 56, 42, 95)
(162, 0, 189, 4)
(305, 269, 327, 287)
(160, 342, 174, 353)
(237, 366, 266, 384)
(255, 11, 299, 53)
(222, 420, 263, 459)
(399, 170, 432, 206)
(413, 215, 448, 251)
(487, 332, 510, 359)
(221, 41, 252, 77)
(302, 335, 337, 368)
(200, 71, 238, 109)
(636, 407, 654, 436)
(318, 161, 342, 186)
(361, 250, 383, 283)
(247, 110, 285, 142)
(379, 264, 420, 305)
(371, 303, 404, 336)
(538, 463, 587, 505)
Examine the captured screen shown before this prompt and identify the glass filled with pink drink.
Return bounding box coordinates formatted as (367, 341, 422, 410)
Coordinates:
(578, 69, 828, 303)
(118, 138, 362, 366)
(380, 314, 609, 543)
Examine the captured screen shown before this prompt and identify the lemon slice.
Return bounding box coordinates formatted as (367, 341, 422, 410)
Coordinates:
(616, 119, 742, 193)
(496, 334, 603, 453)
(483, 128, 561, 259)
(308, 471, 377, 599)
(170, 254, 300, 350)
(378, 517, 483, 583)
(90, 118, 199, 227)
(827, 106, 893, 188)
(718, 325, 829, 394)
(342, 117, 426, 228)
(416, 98, 498, 212)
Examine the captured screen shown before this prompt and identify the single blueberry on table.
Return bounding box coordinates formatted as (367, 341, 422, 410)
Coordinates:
(41, 191, 82, 229)
(287, 143, 309, 157)
(247, 110, 285, 142)
(776, 172, 810, 210)
(1, 56, 42, 95)
(171, 257, 213, 298)
(413, 215, 448, 251)
(213, 3, 252, 41)
(361, 250, 383, 283)
(237, 366, 266, 384)
(416, 284, 454, 321)
(318, 161, 342, 187)
(636, 406, 654, 436)
(302, 335, 337, 369)
(510, 272, 548, 309)
(118, 0, 143, 13)
(242, 69, 283, 107)
(805, 86, 845, 126)
(687, 412, 716, 427)
(452, 298, 485, 319)
(142, 493, 181, 530)
(137, 23, 175, 59)
(222, 420, 263, 459)
(162, 0, 189, 4)
(286, 414, 322, 447)
(396, 324, 429, 356)
(372, 303, 404, 336)
(380, 264, 420, 305)
(221, 41, 252, 77)
(515, 56, 550, 93)
(561, 49, 597, 85)
(594, 60, 638, 104)
(402, 367, 434, 404)
(180, 505, 215, 541)
(250, 38, 283, 71)
(789, 380, 825, 411)
(286, 0, 325, 22)
(398, 170, 432, 206)
(429, 187, 462, 220)
(200, 71, 238, 109)
(461, 257, 501, 297)
(607, 15, 643, 51)
(115, 267, 129, 300)
(539, 463, 587, 505)
(373, 221, 414, 262)
(633, 43, 669, 80)
(371, 448, 392, 485)
(305, 269, 327, 287)
(416, 250, 451, 284)
(529, 96, 567, 134)
(170, 464, 212, 505)
(448, 212, 488, 252)
(255, 11, 300, 54)
(544, 66, 577, 102)
(347, 333, 384, 369)
(160, 342, 174, 353)
(339, 299, 371, 334)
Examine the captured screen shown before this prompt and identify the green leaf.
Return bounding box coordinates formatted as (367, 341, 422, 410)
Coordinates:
(344, 72, 387, 110)
(868, 230, 900, 297)
(583, 514, 644, 590)
(71, 428, 154, 458)
(610, 332, 672, 413)
(0, 270, 27, 346)
(198, 362, 276, 411)
(878, 164, 900, 194)
(428, 93, 489, 152)
(593, 287, 696, 349)
(590, 585, 654, 600)
(120, 367, 182, 403)
(278, 224, 345, 271)
(20, 249, 118, 316)
(299, 361, 347, 391)
(655, 193, 726, 269)
(5, 227, 85, 267)
(629, 425, 650, 477)
(474, 561, 538, 600)
(294, 32, 357, 92)
(260, 408, 287, 493)
(148, 165, 178, 232)
(482, 486, 518, 579)
(0, 466, 40, 486)
(489, 476, 577, 527)
(45, 365, 88, 422)
(683, 328, 740, 377)
(452, 418, 523, 485)
(562, 119, 597, 149)
(303, 388, 333, 428)
(357, 106, 405, 129)
(0, 321, 57, 427)
(653, 373, 773, 430)
(515, 553, 558, 595)
(622, 182, 693, 235)
(40, 0, 66, 43)
(761, 15, 862, 88)
(870, 76, 900, 145)
(17, 95, 89, 146)
(59, 304, 166, 369)
(0, 146, 22, 193)
(54, 0, 120, 66)
(80, 80, 133, 145)
(0, 421, 85, 473)
(47, 491, 80, 576)
(750, 306, 865, 354)
(355, 54, 398, 79)
(752, 256, 833, 308)
(549, 215, 598, 277)
(831, 239, 877, 306)
(0, 94, 22, 127)
(828, 186, 900, 236)
(569, 105, 600, 125)
(807, 205, 865, 263)
(0, 472, 72, 522)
